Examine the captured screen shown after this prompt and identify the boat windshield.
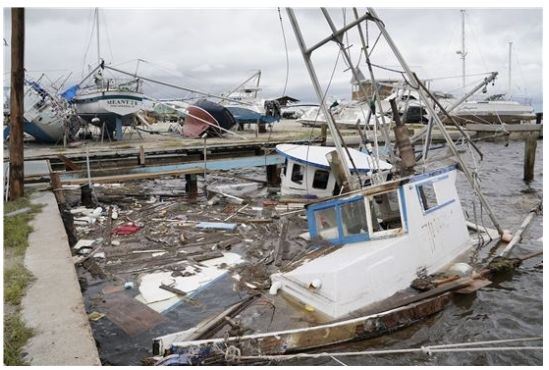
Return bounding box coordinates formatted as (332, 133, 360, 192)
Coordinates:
(307, 189, 404, 244)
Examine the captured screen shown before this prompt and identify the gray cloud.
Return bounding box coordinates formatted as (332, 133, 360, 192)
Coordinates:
(3, 7, 542, 110)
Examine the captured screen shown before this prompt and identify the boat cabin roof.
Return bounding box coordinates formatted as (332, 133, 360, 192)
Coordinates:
(276, 144, 392, 173)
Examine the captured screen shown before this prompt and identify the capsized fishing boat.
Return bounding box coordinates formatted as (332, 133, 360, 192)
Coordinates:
(150, 8, 513, 365)
(182, 99, 237, 138)
(4, 79, 80, 144)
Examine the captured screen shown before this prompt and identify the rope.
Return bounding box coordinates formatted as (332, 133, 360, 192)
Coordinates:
(230, 336, 542, 363)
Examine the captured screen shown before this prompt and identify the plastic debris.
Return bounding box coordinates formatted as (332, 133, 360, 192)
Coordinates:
(113, 223, 142, 236)
(73, 239, 95, 250)
(88, 311, 106, 321)
(124, 282, 135, 289)
(196, 222, 237, 231)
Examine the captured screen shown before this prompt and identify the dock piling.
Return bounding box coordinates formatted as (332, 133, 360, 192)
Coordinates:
(185, 174, 198, 195)
(266, 164, 281, 187)
(523, 132, 537, 182)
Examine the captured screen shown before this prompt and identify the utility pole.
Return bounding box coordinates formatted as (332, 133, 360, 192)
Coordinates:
(456, 9, 467, 89)
(9, 8, 25, 201)
(508, 41, 512, 96)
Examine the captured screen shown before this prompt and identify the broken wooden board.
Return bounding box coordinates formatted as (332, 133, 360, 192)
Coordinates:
(454, 278, 492, 294)
(98, 292, 167, 337)
(162, 293, 450, 361)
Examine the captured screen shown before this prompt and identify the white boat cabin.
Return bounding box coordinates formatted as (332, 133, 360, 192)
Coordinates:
(270, 165, 472, 319)
(276, 144, 392, 198)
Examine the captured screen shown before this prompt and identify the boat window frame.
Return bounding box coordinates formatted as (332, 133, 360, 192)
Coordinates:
(414, 175, 455, 215)
(307, 195, 371, 245)
(291, 162, 304, 185)
(312, 169, 330, 190)
(364, 188, 406, 239)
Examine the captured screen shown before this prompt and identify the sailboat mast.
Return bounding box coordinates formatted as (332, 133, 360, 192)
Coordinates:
(96, 8, 101, 63)
(508, 41, 512, 96)
(459, 9, 467, 88)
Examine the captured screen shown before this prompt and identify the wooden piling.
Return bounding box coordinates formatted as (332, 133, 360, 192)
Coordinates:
(8, 8, 25, 201)
(138, 145, 146, 165)
(523, 132, 537, 182)
(185, 174, 198, 194)
(258, 122, 267, 134)
(320, 123, 327, 146)
(266, 164, 281, 187)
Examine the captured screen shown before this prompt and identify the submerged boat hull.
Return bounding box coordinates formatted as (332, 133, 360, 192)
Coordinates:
(271, 166, 471, 319)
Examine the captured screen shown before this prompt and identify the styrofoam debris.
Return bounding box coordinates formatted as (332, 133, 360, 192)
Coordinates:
(93, 252, 106, 259)
(73, 239, 95, 250)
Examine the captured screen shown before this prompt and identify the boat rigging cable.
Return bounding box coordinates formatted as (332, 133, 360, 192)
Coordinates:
(223, 336, 542, 363)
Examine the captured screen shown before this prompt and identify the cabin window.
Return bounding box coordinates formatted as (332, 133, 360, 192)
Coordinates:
(368, 190, 403, 234)
(313, 207, 338, 240)
(417, 182, 437, 211)
(312, 170, 330, 190)
(283, 159, 287, 176)
(291, 163, 304, 184)
(341, 199, 368, 237)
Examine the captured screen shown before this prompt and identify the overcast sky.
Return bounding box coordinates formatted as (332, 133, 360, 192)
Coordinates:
(2, 7, 543, 111)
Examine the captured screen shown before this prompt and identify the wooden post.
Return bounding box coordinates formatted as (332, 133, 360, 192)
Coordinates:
(50, 173, 65, 205)
(185, 174, 197, 195)
(320, 123, 327, 146)
(8, 8, 25, 201)
(523, 132, 537, 182)
(390, 98, 415, 176)
(138, 145, 146, 165)
(266, 164, 281, 187)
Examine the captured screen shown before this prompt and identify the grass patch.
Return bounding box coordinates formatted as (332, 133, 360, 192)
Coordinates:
(3, 193, 42, 365)
(4, 264, 34, 306)
(4, 313, 34, 365)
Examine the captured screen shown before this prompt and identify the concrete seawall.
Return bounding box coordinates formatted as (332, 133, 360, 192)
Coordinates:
(21, 190, 100, 365)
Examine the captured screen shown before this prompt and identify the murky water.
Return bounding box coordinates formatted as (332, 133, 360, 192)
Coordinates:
(77, 140, 542, 366)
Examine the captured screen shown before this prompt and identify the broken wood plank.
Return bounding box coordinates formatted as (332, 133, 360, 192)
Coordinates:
(56, 154, 81, 171)
(99, 292, 167, 337)
(454, 278, 492, 294)
(159, 284, 187, 296)
(153, 294, 260, 355)
(60, 167, 205, 185)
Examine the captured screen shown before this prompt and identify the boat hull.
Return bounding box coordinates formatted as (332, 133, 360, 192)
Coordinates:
(74, 91, 144, 124)
(182, 100, 237, 138)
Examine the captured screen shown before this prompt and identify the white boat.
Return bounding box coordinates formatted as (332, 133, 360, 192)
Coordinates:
(276, 143, 392, 198)
(270, 165, 470, 318)
(221, 71, 281, 125)
(441, 95, 536, 124)
(4, 79, 79, 143)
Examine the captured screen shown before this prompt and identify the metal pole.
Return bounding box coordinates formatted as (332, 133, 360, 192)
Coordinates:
(9, 8, 25, 201)
(459, 10, 466, 89)
(508, 41, 512, 96)
(96, 8, 101, 64)
(367, 7, 503, 235)
(286, 8, 354, 187)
